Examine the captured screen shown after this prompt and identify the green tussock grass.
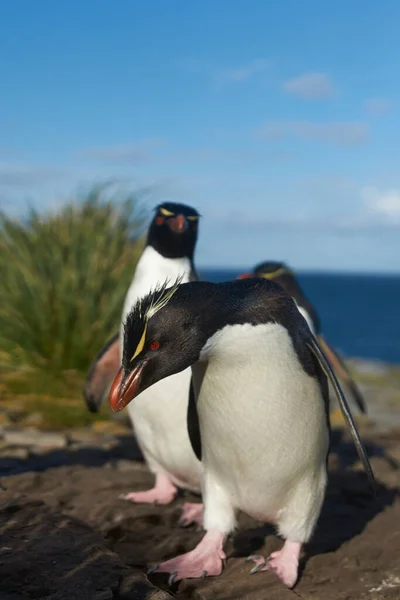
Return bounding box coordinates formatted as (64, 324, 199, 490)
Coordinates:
(0, 367, 129, 430)
(22, 397, 105, 429)
(0, 183, 148, 418)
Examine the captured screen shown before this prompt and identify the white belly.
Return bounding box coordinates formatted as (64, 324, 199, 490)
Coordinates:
(120, 245, 201, 491)
(127, 371, 201, 491)
(196, 323, 329, 527)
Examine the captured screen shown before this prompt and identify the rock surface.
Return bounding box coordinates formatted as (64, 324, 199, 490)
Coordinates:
(0, 359, 399, 599)
(2, 429, 67, 449)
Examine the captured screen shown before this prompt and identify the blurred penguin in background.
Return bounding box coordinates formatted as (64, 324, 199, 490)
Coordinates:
(83, 203, 203, 525)
(237, 261, 367, 416)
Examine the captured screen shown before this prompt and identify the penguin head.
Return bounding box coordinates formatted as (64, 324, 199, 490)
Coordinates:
(147, 202, 200, 259)
(109, 279, 205, 412)
(254, 261, 290, 278)
(237, 261, 291, 281)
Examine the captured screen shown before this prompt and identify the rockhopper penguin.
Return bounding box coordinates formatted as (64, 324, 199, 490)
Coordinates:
(238, 261, 367, 416)
(109, 278, 375, 589)
(83, 203, 203, 523)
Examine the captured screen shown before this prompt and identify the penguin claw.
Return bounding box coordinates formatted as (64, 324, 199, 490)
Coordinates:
(146, 565, 159, 576)
(250, 561, 267, 574)
(150, 531, 226, 583)
(246, 554, 263, 562)
(247, 554, 268, 574)
(168, 572, 178, 586)
(178, 516, 203, 530)
(179, 502, 204, 529)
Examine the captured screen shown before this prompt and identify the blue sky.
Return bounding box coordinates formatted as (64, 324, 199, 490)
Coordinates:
(1, 1, 400, 271)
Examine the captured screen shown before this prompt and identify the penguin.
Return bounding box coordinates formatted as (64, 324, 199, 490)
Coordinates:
(83, 203, 203, 521)
(237, 261, 367, 415)
(109, 277, 375, 589)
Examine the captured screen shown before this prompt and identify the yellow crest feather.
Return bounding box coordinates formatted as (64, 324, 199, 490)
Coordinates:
(159, 207, 174, 217)
(130, 275, 184, 361)
(259, 267, 292, 280)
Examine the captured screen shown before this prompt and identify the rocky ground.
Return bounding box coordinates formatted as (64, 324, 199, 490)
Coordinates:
(0, 359, 399, 600)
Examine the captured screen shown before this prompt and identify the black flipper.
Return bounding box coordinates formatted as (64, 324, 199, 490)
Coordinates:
(187, 376, 202, 461)
(83, 331, 120, 413)
(317, 334, 367, 414)
(307, 335, 377, 495)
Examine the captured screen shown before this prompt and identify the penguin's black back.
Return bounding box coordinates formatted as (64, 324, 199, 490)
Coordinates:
(166, 278, 321, 381)
(254, 262, 321, 334)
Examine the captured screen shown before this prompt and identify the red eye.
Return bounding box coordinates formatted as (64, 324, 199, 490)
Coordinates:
(150, 340, 160, 351)
(155, 216, 164, 225)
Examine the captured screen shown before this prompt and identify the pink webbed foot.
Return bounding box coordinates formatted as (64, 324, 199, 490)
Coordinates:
(148, 530, 227, 584)
(179, 502, 204, 529)
(247, 540, 301, 589)
(120, 473, 177, 505)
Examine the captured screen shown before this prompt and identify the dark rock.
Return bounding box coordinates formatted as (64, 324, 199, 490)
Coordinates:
(117, 573, 173, 599)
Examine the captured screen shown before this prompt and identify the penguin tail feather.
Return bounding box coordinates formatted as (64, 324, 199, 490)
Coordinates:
(316, 334, 367, 415)
(307, 335, 377, 496)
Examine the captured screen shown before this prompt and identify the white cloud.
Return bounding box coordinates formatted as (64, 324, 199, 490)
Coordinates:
(256, 120, 368, 146)
(282, 72, 337, 100)
(362, 186, 400, 223)
(364, 98, 393, 116)
(178, 57, 272, 85)
(82, 145, 149, 164)
(205, 211, 399, 234)
(0, 162, 67, 187)
(79, 142, 294, 168)
(217, 59, 272, 83)
(80, 139, 165, 165)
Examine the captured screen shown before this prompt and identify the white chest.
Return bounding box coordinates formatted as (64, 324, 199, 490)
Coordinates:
(118, 245, 200, 488)
(196, 323, 328, 515)
(121, 246, 192, 332)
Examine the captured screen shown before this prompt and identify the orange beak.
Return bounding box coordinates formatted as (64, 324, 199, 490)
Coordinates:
(109, 361, 147, 412)
(237, 272, 254, 280)
(167, 213, 188, 233)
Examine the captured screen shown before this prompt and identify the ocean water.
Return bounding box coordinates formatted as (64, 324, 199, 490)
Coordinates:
(199, 269, 400, 365)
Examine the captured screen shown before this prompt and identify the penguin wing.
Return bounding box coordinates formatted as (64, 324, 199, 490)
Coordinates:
(83, 332, 120, 413)
(307, 335, 376, 494)
(316, 334, 367, 414)
(186, 377, 202, 461)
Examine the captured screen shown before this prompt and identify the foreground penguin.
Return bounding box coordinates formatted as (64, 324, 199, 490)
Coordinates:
(238, 261, 367, 415)
(109, 278, 375, 588)
(84, 203, 202, 515)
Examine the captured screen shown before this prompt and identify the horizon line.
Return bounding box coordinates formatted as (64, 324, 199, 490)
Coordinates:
(197, 266, 400, 276)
